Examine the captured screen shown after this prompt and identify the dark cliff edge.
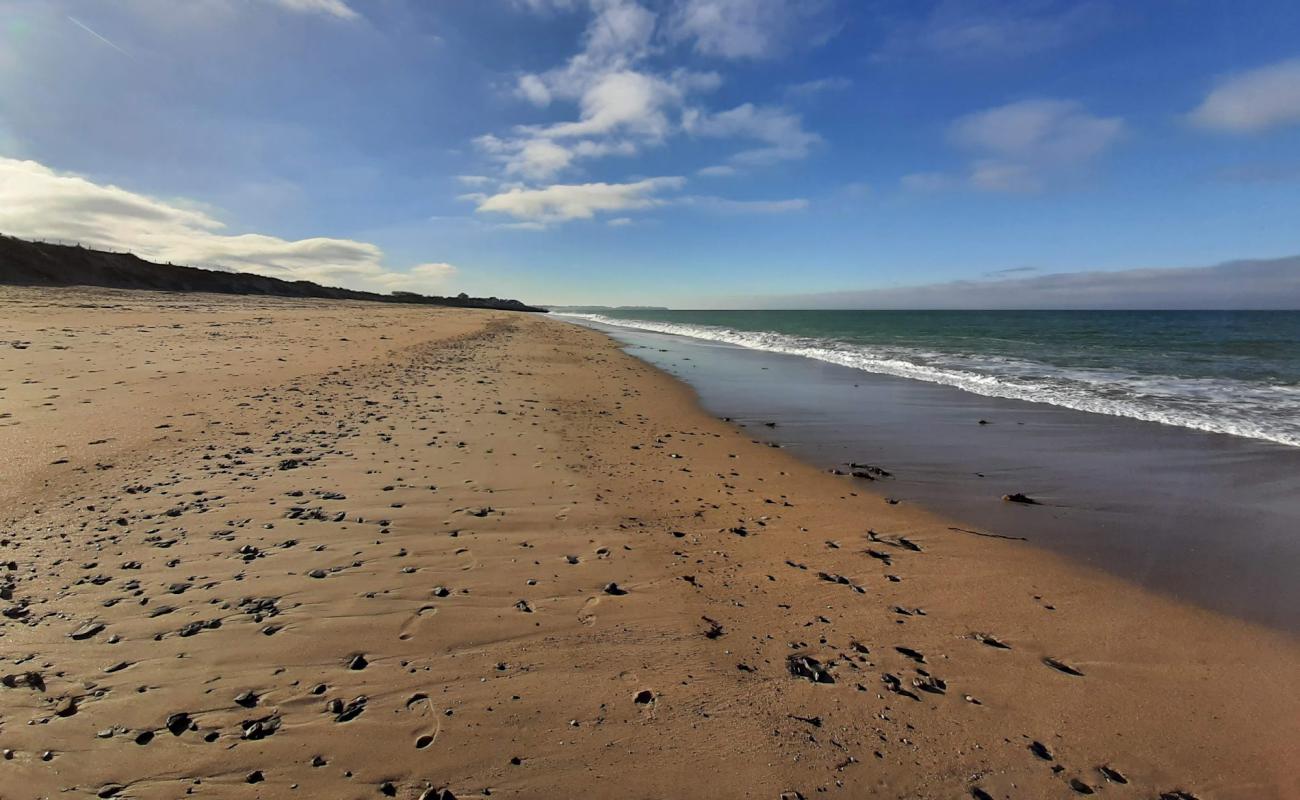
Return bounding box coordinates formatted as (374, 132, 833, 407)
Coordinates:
(0, 235, 546, 313)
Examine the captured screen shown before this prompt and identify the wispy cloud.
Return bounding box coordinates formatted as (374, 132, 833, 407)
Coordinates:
(1189, 57, 1300, 134)
(784, 76, 851, 98)
(904, 99, 1123, 193)
(0, 157, 453, 293)
(270, 0, 360, 20)
(680, 195, 809, 213)
(668, 0, 837, 60)
(684, 102, 821, 165)
(875, 0, 1109, 61)
(66, 16, 132, 59)
(982, 265, 1039, 278)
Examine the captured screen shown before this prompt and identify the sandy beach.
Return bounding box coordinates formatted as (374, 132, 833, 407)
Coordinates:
(1, 287, 1297, 800)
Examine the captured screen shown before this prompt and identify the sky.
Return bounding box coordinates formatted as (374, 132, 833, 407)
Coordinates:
(1, 0, 1299, 307)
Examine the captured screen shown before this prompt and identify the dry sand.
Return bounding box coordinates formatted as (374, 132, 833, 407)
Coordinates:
(1, 287, 1296, 800)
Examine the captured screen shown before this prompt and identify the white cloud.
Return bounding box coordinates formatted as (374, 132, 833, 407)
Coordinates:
(479, 2, 717, 180)
(372, 262, 459, 291)
(544, 70, 680, 140)
(0, 157, 454, 293)
(684, 103, 820, 164)
(607, 217, 634, 226)
(270, 0, 359, 20)
(455, 175, 493, 187)
(473, 177, 685, 224)
(697, 164, 738, 177)
(473, 0, 825, 191)
(950, 99, 1123, 162)
(511, 139, 576, 180)
(1189, 57, 1300, 133)
(670, 0, 832, 60)
(516, 74, 553, 107)
(910, 99, 1123, 193)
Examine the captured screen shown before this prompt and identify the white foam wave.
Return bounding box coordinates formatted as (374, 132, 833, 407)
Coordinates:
(557, 313, 1300, 447)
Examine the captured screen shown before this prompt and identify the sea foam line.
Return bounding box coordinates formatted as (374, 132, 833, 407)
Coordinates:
(556, 313, 1300, 448)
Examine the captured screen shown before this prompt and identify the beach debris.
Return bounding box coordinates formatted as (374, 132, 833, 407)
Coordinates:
(1157, 792, 1201, 800)
(1069, 778, 1096, 794)
(895, 646, 926, 663)
(515, 599, 534, 613)
(633, 689, 655, 704)
(948, 525, 1028, 541)
(54, 696, 79, 717)
(972, 632, 1012, 649)
(242, 714, 282, 740)
(347, 654, 368, 670)
(2, 671, 45, 691)
(787, 654, 835, 684)
(866, 549, 893, 566)
(1002, 492, 1039, 504)
(701, 616, 726, 639)
(912, 673, 947, 694)
(69, 621, 105, 640)
(881, 673, 919, 700)
(331, 696, 368, 722)
(970, 788, 994, 800)
(1043, 657, 1085, 676)
(848, 463, 892, 478)
(1098, 765, 1128, 784)
(602, 581, 627, 595)
(1029, 740, 1054, 760)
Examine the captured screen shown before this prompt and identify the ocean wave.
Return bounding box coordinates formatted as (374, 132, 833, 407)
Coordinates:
(557, 312, 1300, 447)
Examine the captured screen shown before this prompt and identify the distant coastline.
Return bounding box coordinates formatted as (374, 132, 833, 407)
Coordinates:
(0, 234, 546, 312)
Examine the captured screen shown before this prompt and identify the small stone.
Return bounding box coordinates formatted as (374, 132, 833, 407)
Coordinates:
(165, 712, 191, 736)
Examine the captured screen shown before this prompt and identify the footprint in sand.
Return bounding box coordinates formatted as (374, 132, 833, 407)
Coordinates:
(578, 595, 601, 625)
(397, 605, 438, 640)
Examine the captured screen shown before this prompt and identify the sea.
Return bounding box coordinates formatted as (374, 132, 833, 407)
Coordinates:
(556, 309, 1300, 632)
(558, 309, 1300, 447)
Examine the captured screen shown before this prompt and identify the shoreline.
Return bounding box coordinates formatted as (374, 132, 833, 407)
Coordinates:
(1, 287, 1296, 799)
(569, 315, 1300, 633)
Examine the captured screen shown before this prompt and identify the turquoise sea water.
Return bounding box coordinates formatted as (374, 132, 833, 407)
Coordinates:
(556, 310, 1300, 447)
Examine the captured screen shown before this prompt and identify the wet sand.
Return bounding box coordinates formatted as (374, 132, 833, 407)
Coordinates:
(1, 287, 1297, 799)
(579, 321, 1300, 633)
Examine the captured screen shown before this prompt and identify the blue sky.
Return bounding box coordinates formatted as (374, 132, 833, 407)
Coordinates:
(1, 0, 1299, 306)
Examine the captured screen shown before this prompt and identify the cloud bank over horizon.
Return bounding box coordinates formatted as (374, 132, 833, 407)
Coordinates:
(726, 256, 1300, 310)
(0, 157, 457, 294)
